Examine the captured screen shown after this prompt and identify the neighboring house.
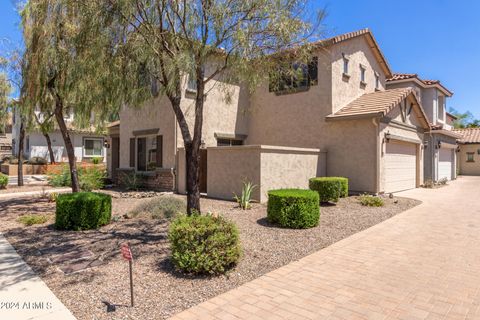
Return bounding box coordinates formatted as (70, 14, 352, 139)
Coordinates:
(109, 28, 432, 202)
(12, 108, 107, 163)
(386, 74, 461, 182)
(453, 128, 480, 176)
(0, 114, 13, 160)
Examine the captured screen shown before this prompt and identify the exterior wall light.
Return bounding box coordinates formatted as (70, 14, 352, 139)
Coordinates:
(384, 132, 391, 143)
(104, 140, 110, 149)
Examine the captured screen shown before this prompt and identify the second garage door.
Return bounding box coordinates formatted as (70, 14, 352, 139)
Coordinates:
(438, 148, 453, 181)
(385, 141, 417, 193)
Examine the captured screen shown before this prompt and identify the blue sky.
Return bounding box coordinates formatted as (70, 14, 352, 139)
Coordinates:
(1, 0, 479, 118)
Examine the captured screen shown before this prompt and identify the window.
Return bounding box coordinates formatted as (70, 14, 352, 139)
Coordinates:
(375, 72, 380, 90)
(136, 135, 161, 172)
(217, 138, 244, 147)
(342, 53, 349, 75)
(84, 138, 104, 157)
(269, 57, 318, 93)
(467, 152, 475, 162)
(438, 95, 445, 121)
(360, 65, 367, 85)
(187, 75, 197, 92)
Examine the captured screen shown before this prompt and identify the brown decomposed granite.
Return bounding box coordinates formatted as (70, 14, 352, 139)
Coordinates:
(0, 194, 420, 320)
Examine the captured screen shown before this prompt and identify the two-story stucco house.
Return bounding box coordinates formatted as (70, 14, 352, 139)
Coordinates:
(386, 74, 461, 182)
(108, 29, 431, 202)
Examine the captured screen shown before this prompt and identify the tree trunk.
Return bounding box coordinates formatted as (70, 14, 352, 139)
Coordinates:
(44, 133, 56, 164)
(52, 96, 80, 192)
(17, 120, 25, 187)
(185, 143, 201, 214)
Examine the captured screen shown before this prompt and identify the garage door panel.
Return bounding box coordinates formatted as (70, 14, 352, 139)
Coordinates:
(385, 141, 417, 193)
(438, 148, 453, 180)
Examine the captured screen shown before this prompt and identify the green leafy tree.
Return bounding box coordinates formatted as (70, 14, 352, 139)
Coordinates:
(21, 0, 123, 192)
(449, 107, 480, 128)
(96, 0, 324, 214)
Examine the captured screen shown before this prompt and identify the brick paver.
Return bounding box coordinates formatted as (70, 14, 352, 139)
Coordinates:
(170, 176, 480, 319)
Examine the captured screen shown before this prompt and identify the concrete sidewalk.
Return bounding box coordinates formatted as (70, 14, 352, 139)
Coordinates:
(0, 234, 76, 320)
(170, 176, 480, 320)
(0, 188, 71, 201)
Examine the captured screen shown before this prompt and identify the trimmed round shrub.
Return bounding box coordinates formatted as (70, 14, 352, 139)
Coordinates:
(267, 189, 320, 229)
(329, 177, 348, 197)
(9, 157, 27, 165)
(0, 173, 8, 189)
(28, 157, 48, 165)
(309, 177, 346, 203)
(55, 192, 112, 230)
(169, 214, 241, 275)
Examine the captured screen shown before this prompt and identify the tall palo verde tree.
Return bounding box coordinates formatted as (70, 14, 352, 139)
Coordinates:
(97, 0, 325, 214)
(21, 0, 124, 192)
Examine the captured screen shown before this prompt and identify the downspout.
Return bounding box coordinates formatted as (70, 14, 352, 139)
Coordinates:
(372, 117, 381, 194)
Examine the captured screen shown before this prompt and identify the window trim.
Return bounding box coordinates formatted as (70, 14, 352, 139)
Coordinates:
(216, 138, 244, 147)
(83, 137, 105, 158)
(342, 53, 350, 76)
(135, 134, 158, 172)
(375, 71, 380, 90)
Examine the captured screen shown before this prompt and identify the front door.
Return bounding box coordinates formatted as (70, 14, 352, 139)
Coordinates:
(137, 137, 147, 171)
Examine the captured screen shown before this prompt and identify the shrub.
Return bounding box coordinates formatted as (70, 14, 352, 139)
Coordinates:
(0, 173, 8, 189)
(129, 196, 186, 219)
(91, 157, 102, 165)
(234, 180, 257, 210)
(308, 177, 344, 203)
(328, 177, 348, 197)
(267, 189, 320, 229)
(358, 194, 384, 207)
(9, 157, 27, 165)
(47, 164, 106, 191)
(423, 179, 434, 188)
(169, 214, 241, 275)
(438, 177, 448, 185)
(55, 192, 112, 230)
(28, 157, 47, 165)
(17, 214, 48, 226)
(119, 171, 141, 191)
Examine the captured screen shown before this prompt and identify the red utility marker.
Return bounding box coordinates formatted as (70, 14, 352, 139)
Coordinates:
(120, 243, 134, 307)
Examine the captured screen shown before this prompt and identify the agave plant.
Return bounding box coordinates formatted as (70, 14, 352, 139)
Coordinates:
(234, 180, 257, 210)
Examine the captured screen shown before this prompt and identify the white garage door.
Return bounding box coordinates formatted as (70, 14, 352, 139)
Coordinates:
(385, 141, 417, 193)
(438, 148, 453, 180)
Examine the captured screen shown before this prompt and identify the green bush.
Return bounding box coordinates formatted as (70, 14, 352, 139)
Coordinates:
(309, 177, 346, 203)
(358, 194, 384, 207)
(0, 173, 8, 189)
(267, 189, 320, 229)
(47, 165, 106, 191)
(169, 214, 242, 275)
(328, 177, 348, 197)
(91, 157, 102, 165)
(55, 192, 112, 230)
(9, 157, 27, 165)
(28, 157, 47, 165)
(17, 214, 48, 226)
(129, 196, 186, 219)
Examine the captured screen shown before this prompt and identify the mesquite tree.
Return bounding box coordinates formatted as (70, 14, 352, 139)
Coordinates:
(98, 0, 324, 214)
(21, 0, 123, 192)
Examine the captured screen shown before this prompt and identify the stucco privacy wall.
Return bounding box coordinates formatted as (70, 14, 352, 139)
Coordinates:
(330, 36, 387, 113)
(178, 146, 326, 203)
(458, 144, 480, 175)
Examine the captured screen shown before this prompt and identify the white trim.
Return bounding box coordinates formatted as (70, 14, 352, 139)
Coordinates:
(83, 137, 104, 158)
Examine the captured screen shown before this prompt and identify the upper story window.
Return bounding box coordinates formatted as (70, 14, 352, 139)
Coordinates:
(217, 138, 244, 146)
(342, 53, 350, 76)
(437, 95, 445, 122)
(375, 72, 380, 90)
(360, 64, 367, 86)
(269, 57, 318, 94)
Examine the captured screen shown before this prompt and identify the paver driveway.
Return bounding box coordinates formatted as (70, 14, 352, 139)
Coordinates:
(170, 176, 480, 320)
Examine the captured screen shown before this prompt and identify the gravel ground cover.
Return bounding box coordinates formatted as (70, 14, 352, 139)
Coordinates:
(0, 183, 55, 195)
(0, 193, 420, 320)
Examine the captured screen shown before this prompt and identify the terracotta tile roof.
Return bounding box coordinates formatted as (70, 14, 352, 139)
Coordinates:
(453, 128, 480, 144)
(387, 73, 453, 96)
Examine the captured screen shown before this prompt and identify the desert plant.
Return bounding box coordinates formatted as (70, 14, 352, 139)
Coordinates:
(267, 189, 320, 229)
(358, 194, 384, 207)
(0, 173, 8, 189)
(9, 157, 27, 165)
(91, 157, 102, 165)
(49, 192, 58, 203)
(309, 177, 343, 203)
(129, 196, 186, 219)
(47, 164, 106, 191)
(234, 180, 257, 210)
(121, 171, 141, 191)
(423, 179, 434, 188)
(55, 192, 112, 230)
(28, 157, 47, 165)
(169, 214, 241, 275)
(17, 214, 48, 226)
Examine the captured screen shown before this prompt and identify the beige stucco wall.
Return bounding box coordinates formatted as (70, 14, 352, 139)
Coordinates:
(205, 145, 326, 203)
(330, 36, 387, 113)
(458, 144, 480, 176)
